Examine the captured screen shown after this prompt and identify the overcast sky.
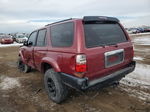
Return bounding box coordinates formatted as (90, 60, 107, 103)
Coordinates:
(0, 0, 150, 33)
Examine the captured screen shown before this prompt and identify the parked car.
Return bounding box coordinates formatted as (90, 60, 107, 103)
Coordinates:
(16, 34, 28, 43)
(137, 28, 144, 33)
(126, 28, 139, 34)
(18, 16, 136, 103)
(0, 35, 14, 44)
(143, 27, 150, 32)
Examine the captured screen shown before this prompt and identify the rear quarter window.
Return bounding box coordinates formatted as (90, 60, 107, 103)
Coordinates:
(50, 22, 74, 47)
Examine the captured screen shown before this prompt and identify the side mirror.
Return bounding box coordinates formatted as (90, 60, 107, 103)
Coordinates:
(23, 41, 28, 46)
(28, 41, 33, 46)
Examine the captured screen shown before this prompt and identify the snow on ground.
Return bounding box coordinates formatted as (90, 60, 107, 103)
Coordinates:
(134, 48, 150, 53)
(121, 63, 150, 101)
(130, 32, 150, 37)
(121, 87, 150, 101)
(0, 75, 21, 90)
(133, 35, 150, 45)
(133, 56, 144, 61)
(130, 32, 150, 35)
(0, 42, 23, 48)
(121, 63, 150, 88)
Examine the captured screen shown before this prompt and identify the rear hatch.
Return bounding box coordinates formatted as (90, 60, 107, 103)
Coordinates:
(83, 17, 133, 80)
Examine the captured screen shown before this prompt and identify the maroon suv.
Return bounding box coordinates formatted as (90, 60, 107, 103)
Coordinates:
(18, 16, 136, 103)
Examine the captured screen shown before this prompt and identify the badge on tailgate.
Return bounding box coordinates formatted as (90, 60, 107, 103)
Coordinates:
(104, 49, 124, 68)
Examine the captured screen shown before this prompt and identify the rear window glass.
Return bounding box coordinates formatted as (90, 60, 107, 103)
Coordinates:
(50, 22, 74, 47)
(84, 23, 127, 48)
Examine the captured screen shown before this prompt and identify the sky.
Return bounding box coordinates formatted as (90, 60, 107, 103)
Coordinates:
(0, 0, 150, 33)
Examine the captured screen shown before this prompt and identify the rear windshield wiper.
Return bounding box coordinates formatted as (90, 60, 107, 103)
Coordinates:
(89, 44, 106, 48)
(98, 43, 118, 47)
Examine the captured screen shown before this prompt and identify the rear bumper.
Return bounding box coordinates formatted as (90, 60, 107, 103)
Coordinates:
(61, 61, 136, 90)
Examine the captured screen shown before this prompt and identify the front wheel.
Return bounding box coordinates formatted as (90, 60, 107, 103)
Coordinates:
(17, 57, 31, 73)
(44, 69, 68, 103)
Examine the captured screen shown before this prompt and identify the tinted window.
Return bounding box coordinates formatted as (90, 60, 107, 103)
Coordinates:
(50, 22, 74, 47)
(84, 23, 127, 48)
(36, 29, 47, 46)
(28, 31, 37, 46)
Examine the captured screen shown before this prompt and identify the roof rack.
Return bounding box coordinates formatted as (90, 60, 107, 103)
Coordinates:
(45, 18, 73, 26)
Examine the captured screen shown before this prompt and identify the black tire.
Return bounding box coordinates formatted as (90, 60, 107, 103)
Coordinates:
(17, 57, 31, 73)
(44, 69, 68, 103)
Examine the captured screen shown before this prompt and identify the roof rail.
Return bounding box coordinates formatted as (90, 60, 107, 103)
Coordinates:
(45, 18, 73, 26)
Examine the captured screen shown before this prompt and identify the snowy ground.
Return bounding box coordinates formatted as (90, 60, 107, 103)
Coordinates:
(121, 63, 150, 88)
(121, 64, 150, 101)
(130, 32, 150, 36)
(133, 35, 150, 46)
(120, 34, 150, 101)
(0, 42, 23, 48)
(0, 75, 21, 90)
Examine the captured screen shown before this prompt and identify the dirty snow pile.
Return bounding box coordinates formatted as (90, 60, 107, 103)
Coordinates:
(133, 56, 144, 61)
(121, 87, 150, 101)
(0, 75, 21, 90)
(133, 36, 150, 45)
(134, 48, 150, 53)
(121, 63, 150, 88)
(121, 63, 150, 101)
(0, 42, 23, 48)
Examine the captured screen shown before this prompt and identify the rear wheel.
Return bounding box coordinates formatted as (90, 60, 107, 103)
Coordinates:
(17, 57, 31, 73)
(44, 69, 68, 103)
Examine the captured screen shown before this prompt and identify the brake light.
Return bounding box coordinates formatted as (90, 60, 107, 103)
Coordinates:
(75, 54, 87, 73)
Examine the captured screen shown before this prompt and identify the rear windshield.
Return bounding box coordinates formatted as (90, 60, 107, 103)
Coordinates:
(84, 23, 127, 48)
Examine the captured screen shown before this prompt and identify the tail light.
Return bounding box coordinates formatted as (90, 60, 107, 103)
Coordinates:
(75, 54, 87, 73)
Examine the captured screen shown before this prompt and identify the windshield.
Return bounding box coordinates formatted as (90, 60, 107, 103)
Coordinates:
(18, 35, 25, 38)
(84, 23, 127, 48)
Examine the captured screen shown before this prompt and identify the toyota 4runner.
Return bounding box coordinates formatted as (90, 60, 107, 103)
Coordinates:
(18, 16, 136, 103)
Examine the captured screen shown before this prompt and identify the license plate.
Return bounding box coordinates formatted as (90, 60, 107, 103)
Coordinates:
(105, 49, 124, 68)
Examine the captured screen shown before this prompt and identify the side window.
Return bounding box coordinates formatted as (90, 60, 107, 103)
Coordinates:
(28, 31, 37, 46)
(50, 22, 74, 47)
(36, 29, 47, 46)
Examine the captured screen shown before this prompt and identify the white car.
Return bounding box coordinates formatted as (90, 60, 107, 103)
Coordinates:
(16, 35, 28, 43)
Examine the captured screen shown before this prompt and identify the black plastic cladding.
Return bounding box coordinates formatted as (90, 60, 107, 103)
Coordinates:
(83, 16, 120, 23)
